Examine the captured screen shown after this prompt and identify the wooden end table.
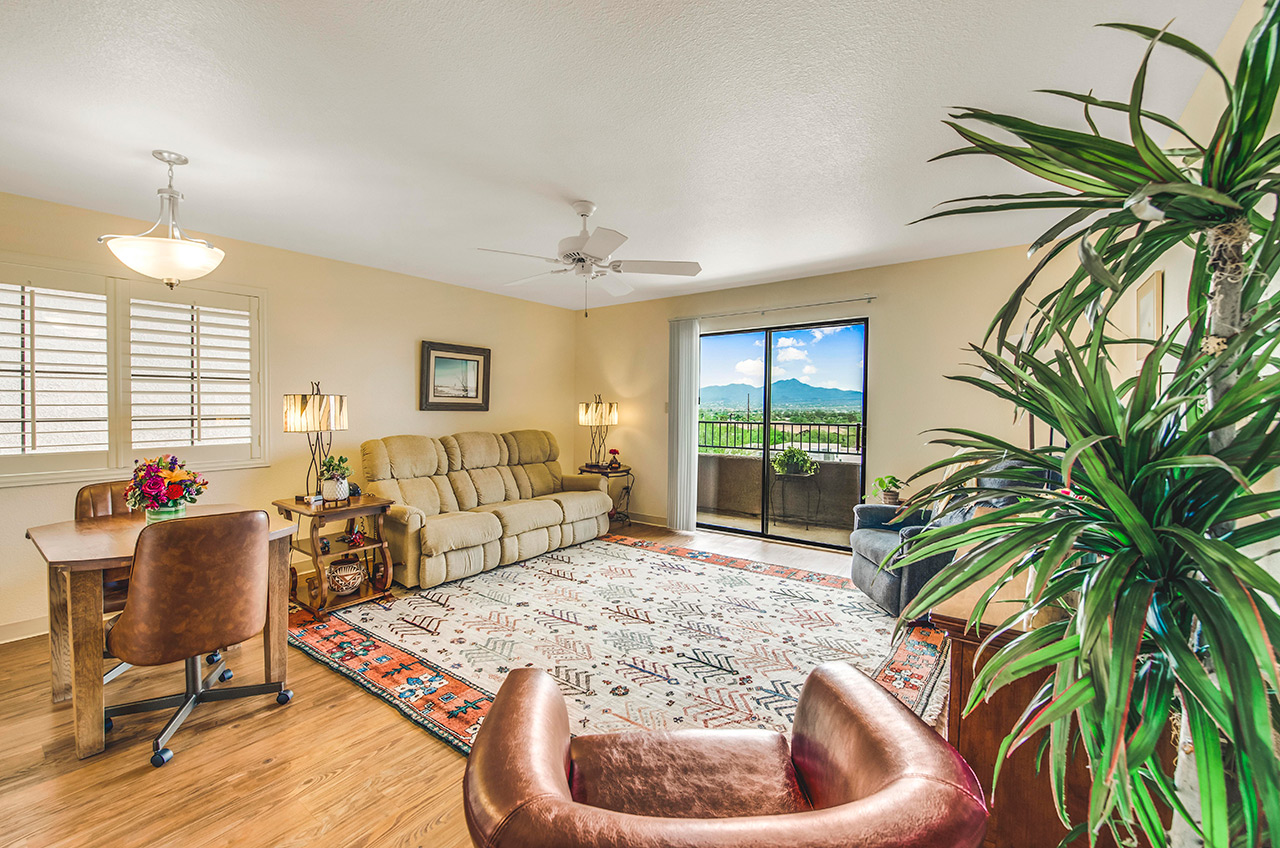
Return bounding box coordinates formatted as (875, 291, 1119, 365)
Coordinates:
(272, 495, 394, 619)
(578, 464, 634, 525)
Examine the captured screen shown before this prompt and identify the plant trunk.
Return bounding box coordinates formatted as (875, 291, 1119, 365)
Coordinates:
(1170, 219, 1250, 848)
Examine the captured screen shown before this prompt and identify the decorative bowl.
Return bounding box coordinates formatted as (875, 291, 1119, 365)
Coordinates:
(328, 556, 365, 596)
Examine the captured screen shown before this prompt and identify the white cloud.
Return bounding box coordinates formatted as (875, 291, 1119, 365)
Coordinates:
(775, 336, 805, 348)
(753, 339, 763, 347)
(810, 326, 846, 342)
(776, 346, 809, 362)
(802, 364, 817, 375)
(773, 366, 787, 377)
(734, 357, 764, 385)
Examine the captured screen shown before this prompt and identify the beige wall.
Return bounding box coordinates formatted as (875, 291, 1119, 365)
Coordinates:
(572, 244, 1084, 525)
(0, 191, 578, 639)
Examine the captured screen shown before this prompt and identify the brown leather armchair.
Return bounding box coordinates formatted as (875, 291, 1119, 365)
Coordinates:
(103, 510, 293, 767)
(464, 662, 987, 848)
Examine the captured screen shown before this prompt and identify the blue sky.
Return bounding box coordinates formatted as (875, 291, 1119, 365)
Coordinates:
(700, 323, 865, 391)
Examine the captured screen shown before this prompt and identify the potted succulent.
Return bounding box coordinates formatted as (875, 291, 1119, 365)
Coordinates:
(771, 446, 818, 476)
(319, 455, 352, 503)
(125, 454, 208, 521)
(871, 475, 906, 505)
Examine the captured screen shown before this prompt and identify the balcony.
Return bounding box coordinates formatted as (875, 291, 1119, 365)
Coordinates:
(696, 419, 863, 548)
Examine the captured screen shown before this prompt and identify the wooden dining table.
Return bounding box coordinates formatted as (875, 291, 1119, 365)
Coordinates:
(26, 503, 298, 759)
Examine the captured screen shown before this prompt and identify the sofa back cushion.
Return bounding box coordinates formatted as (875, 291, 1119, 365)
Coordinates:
(502, 429, 564, 498)
(361, 435, 454, 516)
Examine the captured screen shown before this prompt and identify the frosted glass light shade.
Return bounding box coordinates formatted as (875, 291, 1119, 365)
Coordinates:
(283, 393, 348, 433)
(578, 400, 618, 426)
(106, 235, 225, 283)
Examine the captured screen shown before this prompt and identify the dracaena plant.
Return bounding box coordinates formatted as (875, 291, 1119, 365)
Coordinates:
(894, 4, 1280, 846)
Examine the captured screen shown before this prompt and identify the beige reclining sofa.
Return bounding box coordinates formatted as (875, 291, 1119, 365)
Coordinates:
(360, 429, 612, 589)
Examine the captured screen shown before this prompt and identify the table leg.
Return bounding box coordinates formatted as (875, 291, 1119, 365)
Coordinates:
(49, 567, 71, 704)
(263, 536, 290, 686)
(67, 571, 104, 759)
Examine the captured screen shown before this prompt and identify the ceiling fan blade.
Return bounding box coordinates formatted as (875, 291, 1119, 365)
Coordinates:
(478, 248, 560, 263)
(504, 268, 569, 287)
(582, 227, 628, 260)
(609, 260, 702, 276)
(597, 276, 634, 297)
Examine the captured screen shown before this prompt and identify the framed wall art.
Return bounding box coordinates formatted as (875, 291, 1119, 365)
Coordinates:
(1136, 270, 1164, 340)
(420, 341, 491, 411)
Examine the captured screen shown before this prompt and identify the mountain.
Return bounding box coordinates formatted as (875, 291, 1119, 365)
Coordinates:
(698, 378, 863, 410)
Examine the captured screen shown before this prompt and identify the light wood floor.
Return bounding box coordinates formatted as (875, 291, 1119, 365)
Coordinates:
(0, 524, 850, 848)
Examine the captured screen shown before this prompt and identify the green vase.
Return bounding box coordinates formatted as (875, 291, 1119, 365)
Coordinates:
(145, 504, 187, 522)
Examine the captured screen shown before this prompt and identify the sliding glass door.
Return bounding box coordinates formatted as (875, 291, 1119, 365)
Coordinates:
(696, 320, 867, 549)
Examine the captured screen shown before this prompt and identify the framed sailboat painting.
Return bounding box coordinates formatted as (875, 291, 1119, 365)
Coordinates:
(420, 341, 491, 411)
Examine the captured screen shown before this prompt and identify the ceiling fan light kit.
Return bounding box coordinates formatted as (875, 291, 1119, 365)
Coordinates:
(98, 150, 225, 288)
(478, 200, 702, 311)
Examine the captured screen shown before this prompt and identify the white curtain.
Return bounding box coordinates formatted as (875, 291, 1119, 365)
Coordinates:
(667, 317, 700, 530)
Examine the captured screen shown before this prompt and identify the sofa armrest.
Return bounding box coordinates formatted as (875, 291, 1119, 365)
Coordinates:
(381, 503, 426, 575)
(852, 504, 930, 532)
(562, 473, 608, 493)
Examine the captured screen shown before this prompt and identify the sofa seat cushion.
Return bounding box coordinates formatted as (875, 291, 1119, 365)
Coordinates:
(419, 511, 502, 557)
(470, 498, 564, 537)
(569, 729, 811, 818)
(535, 490, 612, 523)
(849, 527, 902, 567)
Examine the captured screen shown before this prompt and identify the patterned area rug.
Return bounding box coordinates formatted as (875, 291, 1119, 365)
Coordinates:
(288, 534, 949, 754)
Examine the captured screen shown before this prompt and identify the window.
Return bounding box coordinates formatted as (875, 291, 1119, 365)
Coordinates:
(0, 261, 265, 486)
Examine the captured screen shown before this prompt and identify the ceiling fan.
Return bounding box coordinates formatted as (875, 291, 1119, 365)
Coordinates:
(479, 200, 702, 297)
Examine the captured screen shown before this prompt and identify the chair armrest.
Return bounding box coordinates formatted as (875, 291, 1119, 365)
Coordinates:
(381, 504, 426, 577)
(562, 473, 608, 493)
(464, 670, 572, 843)
(853, 504, 930, 532)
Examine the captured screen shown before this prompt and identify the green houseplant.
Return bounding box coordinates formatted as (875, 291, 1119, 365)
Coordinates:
(872, 474, 907, 505)
(772, 446, 818, 476)
(319, 454, 352, 503)
(896, 5, 1280, 846)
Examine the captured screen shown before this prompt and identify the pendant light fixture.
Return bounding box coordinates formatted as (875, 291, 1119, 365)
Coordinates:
(98, 150, 225, 289)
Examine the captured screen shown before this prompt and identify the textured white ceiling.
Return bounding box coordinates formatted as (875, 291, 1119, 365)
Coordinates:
(0, 1, 1240, 308)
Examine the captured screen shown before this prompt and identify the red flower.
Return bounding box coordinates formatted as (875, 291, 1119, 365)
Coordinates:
(165, 483, 185, 501)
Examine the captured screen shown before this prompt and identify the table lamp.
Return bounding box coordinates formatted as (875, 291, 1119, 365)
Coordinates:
(283, 382, 348, 502)
(578, 394, 618, 468)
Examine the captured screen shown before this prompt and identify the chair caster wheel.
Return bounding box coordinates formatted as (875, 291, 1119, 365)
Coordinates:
(104, 717, 114, 732)
(276, 689, 293, 705)
(206, 651, 222, 665)
(150, 748, 173, 768)
(219, 669, 233, 682)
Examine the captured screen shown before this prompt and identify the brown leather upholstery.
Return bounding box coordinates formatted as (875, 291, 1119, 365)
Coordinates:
(570, 729, 811, 818)
(106, 511, 270, 667)
(75, 480, 133, 611)
(464, 663, 988, 848)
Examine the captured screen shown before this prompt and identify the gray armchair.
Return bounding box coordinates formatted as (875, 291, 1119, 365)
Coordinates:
(849, 504, 964, 617)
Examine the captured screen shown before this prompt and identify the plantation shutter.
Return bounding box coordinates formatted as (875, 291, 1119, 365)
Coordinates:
(128, 284, 261, 463)
(0, 263, 110, 474)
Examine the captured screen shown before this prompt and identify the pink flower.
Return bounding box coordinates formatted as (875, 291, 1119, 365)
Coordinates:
(141, 476, 165, 496)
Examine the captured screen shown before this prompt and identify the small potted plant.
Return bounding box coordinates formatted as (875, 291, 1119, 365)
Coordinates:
(125, 454, 209, 522)
(319, 455, 352, 503)
(871, 475, 906, 505)
(607, 448, 622, 469)
(771, 446, 818, 476)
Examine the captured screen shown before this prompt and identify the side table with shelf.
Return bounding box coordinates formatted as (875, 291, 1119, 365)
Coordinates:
(272, 495, 395, 619)
(578, 464, 634, 525)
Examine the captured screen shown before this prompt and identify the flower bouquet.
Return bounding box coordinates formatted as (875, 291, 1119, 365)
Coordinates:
(125, 454, 209, 521)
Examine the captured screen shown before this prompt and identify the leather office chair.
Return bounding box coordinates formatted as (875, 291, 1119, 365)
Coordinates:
(103, 510, 293, 767)
(464, 662, 988, 848)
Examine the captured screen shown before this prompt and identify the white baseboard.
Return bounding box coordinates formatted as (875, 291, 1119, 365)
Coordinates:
(0, 615, 48, 644)
(619, 512, 666, 528)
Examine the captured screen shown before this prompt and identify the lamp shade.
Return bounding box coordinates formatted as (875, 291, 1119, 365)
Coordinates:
(578, 400, 618, 426)
(106, 235, 225, 283)
(283, 393, 348, 433)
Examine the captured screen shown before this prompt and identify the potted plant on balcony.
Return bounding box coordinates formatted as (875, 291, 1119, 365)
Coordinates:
(771, 446, 818, 477)
(871, 475, 906, 505)
(319, 455, 352, 504)
(895, 6, 1280, 846)
(125, 454, 209, 522)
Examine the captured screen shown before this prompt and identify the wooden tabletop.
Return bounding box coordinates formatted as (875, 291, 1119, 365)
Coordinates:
(26, 503, 298, 572)
(270, 494, 393, 518)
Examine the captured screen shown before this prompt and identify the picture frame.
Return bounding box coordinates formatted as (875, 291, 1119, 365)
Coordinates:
(1136, 270, 1164, 340)
(420, 341, 491, 411)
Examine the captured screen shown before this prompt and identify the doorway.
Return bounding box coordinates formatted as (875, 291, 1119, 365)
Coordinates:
(695, 319, 867, 549)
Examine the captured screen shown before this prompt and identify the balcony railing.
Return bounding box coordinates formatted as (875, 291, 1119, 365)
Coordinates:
(698, 419, 863, 456)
